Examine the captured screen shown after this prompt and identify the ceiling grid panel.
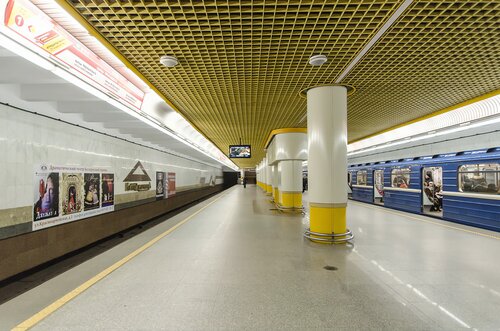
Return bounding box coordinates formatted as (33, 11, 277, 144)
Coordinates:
(68, 0, 498, 167)
(343, 0, 499, 141)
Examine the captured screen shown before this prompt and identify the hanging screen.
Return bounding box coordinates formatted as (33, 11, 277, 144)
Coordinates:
(229, 145, 251, 158)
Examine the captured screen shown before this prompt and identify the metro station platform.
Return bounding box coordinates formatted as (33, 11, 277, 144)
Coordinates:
(2, 185, 500, 331)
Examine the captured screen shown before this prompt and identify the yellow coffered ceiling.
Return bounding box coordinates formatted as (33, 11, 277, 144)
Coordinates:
(67, 0, 499, 168)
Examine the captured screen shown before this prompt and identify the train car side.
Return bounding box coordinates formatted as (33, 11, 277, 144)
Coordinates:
(348, 148, 500, 232)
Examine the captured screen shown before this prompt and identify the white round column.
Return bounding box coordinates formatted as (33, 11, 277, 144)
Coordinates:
(306, 85, 351, 243)
(278, 160, 303, 208)
(272, 164, 279, 201)
(265, 157, 272, 195)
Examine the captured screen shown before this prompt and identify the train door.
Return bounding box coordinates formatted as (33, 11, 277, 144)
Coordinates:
(348, 172, 352, 198)
(373, 169, 384, 205)
(422, 167, 443, 217)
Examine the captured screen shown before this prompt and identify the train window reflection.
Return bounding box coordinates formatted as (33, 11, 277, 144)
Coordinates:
(459, 164, 500, 194)
(357, 171, 367, 185)
(391, 168, 410, 188)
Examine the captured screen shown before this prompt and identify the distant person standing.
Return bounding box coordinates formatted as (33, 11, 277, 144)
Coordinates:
(243, 176, 247, 188)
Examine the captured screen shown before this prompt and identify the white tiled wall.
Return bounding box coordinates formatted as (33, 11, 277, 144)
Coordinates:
(0, 103, 223, 211)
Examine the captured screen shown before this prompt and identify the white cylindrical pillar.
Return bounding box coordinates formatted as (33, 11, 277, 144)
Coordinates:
(258, 162, 264, 190)
(265, 158, 273, 195)
(278, 160, 303, 208)
(307, 85, 349, 241)
(257, 164, 261, 189)
(272, 164, 279, 201)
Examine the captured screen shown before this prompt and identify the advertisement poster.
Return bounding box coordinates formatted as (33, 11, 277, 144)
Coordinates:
(2, 0, 145, 110)
(33, 169, 59, 222)
(61, 173, 83, 215)
(156, 171, 165, 200)
(101, 174, 115, 207)
(84, 173, 100, 211)
(33, 165, 114, 231)
(167, 172, 176, 197)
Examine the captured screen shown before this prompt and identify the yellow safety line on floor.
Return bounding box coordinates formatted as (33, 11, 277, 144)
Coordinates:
(350, 200, 500, 240)
(12, 193, 227, 331)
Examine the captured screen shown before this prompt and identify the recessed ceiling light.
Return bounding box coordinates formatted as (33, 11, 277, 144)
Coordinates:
(309, 54, 327, 66)
(160, 55, 178, 68)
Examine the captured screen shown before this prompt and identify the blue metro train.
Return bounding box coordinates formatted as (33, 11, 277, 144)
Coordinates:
(348, 147, 500, 232)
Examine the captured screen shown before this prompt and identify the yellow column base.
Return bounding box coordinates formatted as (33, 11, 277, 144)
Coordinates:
(281, 192, 302, 209)
(309, 204, 347, 244)
(266, 184, 272, 194)
(273, 187, 279, 201)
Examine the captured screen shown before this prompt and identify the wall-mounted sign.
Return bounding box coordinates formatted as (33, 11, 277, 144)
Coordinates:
(33, 165, 114, 231)
(2, 0, 145, 110)
(124, 161, 151, 192)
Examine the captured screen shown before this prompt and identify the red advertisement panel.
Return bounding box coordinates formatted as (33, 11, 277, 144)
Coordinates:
(167, 172, 176, 197)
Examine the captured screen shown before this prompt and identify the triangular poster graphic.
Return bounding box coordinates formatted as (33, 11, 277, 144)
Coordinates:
(123, 161, 152, 182)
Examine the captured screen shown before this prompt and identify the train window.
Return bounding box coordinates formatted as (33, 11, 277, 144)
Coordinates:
(458, 164, 500, 194)
(357, 171, 367, 185)
(391, 168, 410, 188)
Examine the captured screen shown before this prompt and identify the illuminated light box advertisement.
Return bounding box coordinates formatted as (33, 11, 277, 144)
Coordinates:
(2, 0, 145, 110)
(156, 171, 165, 200)
(34, 170, 59, 222)
(83, 173, 100, 211)
(229, 145, 251, 158)
(61, 173, 83, 216)
(167, 172, 176, 197)
(101, 174, 115, 207)
(33, 165, 114, 231)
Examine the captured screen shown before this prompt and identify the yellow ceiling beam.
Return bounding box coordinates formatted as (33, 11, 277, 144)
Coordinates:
(265, 128, 307, 149)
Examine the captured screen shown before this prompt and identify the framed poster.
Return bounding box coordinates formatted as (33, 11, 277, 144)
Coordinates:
(33, 168, 59, 222)
(156, 171, 166, 200)
(167, 172, 176, 197)
(33, 165, 114, 231)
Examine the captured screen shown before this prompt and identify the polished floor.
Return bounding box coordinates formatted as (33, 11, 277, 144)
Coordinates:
(2, 185, 500, 330)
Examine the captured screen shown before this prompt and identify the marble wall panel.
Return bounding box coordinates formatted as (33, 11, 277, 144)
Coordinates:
(0, 103, 223, 237)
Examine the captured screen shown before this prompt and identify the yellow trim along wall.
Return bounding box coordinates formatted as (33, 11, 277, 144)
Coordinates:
(310, 205, 346, 239)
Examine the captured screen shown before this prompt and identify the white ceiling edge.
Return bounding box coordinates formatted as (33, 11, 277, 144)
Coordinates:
(0, 44, 234, 171)
(31, 0, 149, 91)
(348, 94, 500, 154)
(347, 120, 500, 164)
(1, 0, 239, 171)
